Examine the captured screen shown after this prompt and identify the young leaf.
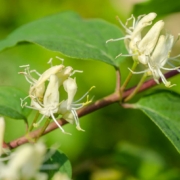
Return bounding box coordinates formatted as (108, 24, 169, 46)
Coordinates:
(133, 90, 180, 153)
(133, 0, 180, 17)
(0, 11, 126, 67)
(0, 86, 30, 120)
(42, 150, 72, 179)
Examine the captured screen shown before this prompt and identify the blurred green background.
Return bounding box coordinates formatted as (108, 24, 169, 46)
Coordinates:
(1, 0, 180, 179)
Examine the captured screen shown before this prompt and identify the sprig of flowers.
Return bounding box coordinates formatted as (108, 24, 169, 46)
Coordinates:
(19, 57, 93, 134)
(107, 12, 180, 87)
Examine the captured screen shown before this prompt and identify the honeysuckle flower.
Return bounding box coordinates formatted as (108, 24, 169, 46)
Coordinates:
(0, 142, 48, 180)
(135, 20, 164, 64)
(106, 13, 157, 58)
(22, 74, 70, 134)
(63, 77, 77, 110)
(147, 34, 179, 87)
(106, 13, 156, 44)
(59, 100, 84, 131)
(58, 78, 94, 131)
(0, 119, 59, 180)
(19, 60, 65, 102)
(20, 57, 93, 134)
(129, 33, 180, 87)
(29, 63, 64, 101)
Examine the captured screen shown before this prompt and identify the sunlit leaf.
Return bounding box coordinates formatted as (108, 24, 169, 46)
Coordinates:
(0, 86, 30, 120)
(133, 0, 180, 16)
(134, 90, 180, 153)
(0, 11, 127, 67)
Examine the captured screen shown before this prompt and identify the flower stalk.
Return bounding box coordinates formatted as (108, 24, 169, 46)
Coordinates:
(124, 72, 147, 102)
(120, 61, 138, 93)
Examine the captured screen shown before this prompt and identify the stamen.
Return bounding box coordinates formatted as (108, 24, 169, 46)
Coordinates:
(167, 62, 180, 72)
(135, 14, 146, 25)
(56, 56, 64, 64)
(20, 97, 30, 107)
(160, 66, 180, 71)
(158, 69, 176, 87)
(47, 58, 53, 67)
(30, 70, 41, 77)
(33, 115, 46, 127)
(70, 70, 83, 76)
(125, 14, 134, 27)
(116, 16, 132, 34)
(106, 36, 130, 44)
(128, 68, 149, 74)
(71, 110, 85, 132)
(169, 54, 180, 59)
(73, 86, 95, 104)
(115, 53, 135, 59)
(19, 64, 30, 68)
(50, 111, 71, 135)
(24, 75, 34, 85)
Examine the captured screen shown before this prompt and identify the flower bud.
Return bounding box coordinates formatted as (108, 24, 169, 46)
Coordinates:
(63, 78, 77, 110)
(138, 20, 164, 55)
(131, 12, 157, 42)
(43, 74, 59, 107)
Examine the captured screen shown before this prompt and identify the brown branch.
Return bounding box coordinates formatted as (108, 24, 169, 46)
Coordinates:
(7, 70, 179, 149)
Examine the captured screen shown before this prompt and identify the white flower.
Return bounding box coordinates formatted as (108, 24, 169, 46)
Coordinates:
(24, 74, 71, 134)
(147, 34, 179, 87)
(106, 13, 157, 59)
(58, 78, 94, 131)
(130, 33, 180, 87)
(107, 13, 156, 44)
(63, 77, 77, 110)
(20, 57, 93, 134)
(0, 142, 48, 180)
(135, 20, 164, 64)
(0, 120, 53, 180)
(19, 58, 65, 102)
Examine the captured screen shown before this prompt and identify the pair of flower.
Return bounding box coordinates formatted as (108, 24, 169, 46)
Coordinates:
(107, 13, 180, 87)
(20, 57, 92, 134)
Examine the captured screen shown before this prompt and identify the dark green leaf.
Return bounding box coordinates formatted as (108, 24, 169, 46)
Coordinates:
(134, 90, 180, 153)
(0, 86, 30, 120)
(133, 0, 180, 17)
(0, 11, 127, 67)
(42, 150, 72, 179)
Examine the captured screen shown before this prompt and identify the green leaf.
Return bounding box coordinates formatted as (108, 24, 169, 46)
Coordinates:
(0, 86, 30, 120)
(132, 0, 180, 17)
(0, 11, 127, 67)
(42, 150, 72, 179)
(115, 142, 165, 179)
(133, 90, 180, 153)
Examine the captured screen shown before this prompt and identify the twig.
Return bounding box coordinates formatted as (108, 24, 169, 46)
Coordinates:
(7, 70, 179, 149)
